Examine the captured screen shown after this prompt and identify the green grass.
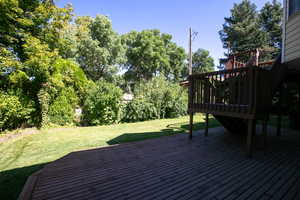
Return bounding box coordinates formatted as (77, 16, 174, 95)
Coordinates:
(0, 115, 219, 200)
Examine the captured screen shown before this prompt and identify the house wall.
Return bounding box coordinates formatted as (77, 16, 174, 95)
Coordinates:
(283, 0, 300, 63)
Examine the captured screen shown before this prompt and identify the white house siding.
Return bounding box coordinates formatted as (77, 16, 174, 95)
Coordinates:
(284, 1, 300, 62)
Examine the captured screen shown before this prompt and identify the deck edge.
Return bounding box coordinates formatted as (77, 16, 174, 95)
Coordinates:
(18, 170, 42, 200)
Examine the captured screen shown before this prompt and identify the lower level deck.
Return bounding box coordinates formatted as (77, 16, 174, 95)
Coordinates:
(20, 127, 300, 200)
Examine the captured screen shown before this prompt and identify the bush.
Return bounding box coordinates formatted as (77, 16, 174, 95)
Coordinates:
(122, 98, 158, 122)
(82, 81, 123, 125)
(135, 77, 187, 118)
(48, 87, 78, 126)
(37, 59, 91, 128)
(0, 92, 35, 131)
(122, 76, 188, 122)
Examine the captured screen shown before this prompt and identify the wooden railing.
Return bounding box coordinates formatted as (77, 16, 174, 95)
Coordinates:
(188, 66, 272, 119)
(228, 49, 276, 69)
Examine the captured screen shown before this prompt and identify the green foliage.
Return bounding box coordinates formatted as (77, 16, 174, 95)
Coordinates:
(259, 0, 282, 49)
(182, 48, 214, 76)
(0, 92, 35, 131)
(122, 30, 186, 82)
(37, 86, 51, 128)
(75, 15, 125, 81)
(82, 81, 123, 125)
(122, 77, 187, 122)
(219, 0, 265, 53)
(122, 98, 158, 122)
(0, 0, 72, 61)
(50, 58, 91, 102)
(192, 49, 214, 73)
(37, 59, 89, 127)
(220, 0, 282, 56)
(0, 0, 189, 130)
(48, 87, 78, 126)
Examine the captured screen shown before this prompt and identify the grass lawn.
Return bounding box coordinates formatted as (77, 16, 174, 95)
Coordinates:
(0, 115, 220, 200)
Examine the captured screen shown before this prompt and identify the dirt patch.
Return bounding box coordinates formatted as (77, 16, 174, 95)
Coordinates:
(0, 128, 39, 143)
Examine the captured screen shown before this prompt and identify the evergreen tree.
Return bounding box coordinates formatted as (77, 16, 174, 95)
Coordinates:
(259, 0, 283, 50)
(219, 0, 265, 54)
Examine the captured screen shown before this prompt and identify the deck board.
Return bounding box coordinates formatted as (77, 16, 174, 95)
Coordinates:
(20, 127, 300, 200)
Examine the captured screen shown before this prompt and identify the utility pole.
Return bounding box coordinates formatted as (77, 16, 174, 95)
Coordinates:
(188, 27, 192, 75)
(188, 27, 193, 140)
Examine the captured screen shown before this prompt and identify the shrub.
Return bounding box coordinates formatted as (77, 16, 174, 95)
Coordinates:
(134, 76, 188, 118)
(0, 92, 35, 131)
(37, 59, 90, 127)
(122, 76, 188, 122)
(82, 81, 123, 125)
(122, 98, 158, 122)
(48, 87, 78, 126)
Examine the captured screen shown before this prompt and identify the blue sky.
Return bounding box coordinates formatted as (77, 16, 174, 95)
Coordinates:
(56, 0, 274, 66)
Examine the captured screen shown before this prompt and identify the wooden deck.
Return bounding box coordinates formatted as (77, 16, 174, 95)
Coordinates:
(20, 127, 300, 200)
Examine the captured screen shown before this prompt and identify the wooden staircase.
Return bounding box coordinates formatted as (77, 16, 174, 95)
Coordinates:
(188, 51, 286, 156)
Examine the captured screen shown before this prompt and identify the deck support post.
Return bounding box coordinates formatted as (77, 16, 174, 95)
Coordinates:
(277, 115, 282, 136)
(298, 82, 300, 109)
(247, 119, 256, 157)
(205, 113, 209, 137)
(298, 82, 300, 106)
(262, 119, 268, 152)
(277, 84, 284, 136)
(189, 112, 194, 140)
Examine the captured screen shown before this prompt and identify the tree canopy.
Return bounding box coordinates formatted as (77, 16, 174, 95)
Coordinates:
(0, 0, 90, 128)
(219, 0, 282, 56)
(75, 15, 125, 81)
(219, 0, 265, 53)
(192, 49, 214, 73)
(122, 30, 186, 82)
(259, 0, 282, 50)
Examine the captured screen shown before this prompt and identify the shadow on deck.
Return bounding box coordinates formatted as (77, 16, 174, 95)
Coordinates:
(0, 119, 221, 200)
(19, 126, 300, 200)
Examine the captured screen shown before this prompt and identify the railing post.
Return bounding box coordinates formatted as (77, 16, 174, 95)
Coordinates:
(247, 119, 256, 157)
(205, 113, 209, 137)
(255, 48, 259, 67)
(188, 75, 194, 139)
(248, 67, 255, 114)
(277, 84, 283, 137)
(262, 118, 268, 153)
(232, 56, 236, 69)
(189, 112, 194, 140)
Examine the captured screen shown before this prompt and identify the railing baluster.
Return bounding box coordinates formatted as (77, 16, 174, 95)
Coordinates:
(188, 66, 258, 117)
(200, 78, 202, 109)
(212, 75, 214, 111)
(238, 71, 241, 113)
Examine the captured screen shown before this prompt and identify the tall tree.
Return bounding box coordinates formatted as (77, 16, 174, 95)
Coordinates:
(0, 0, 69, 61)
(0, 0, 90, 128)
(219, 0, 265, 54)
(122, 29, 186, 82)
(75, 15, 125, 81)
(259, 0, 283, 50)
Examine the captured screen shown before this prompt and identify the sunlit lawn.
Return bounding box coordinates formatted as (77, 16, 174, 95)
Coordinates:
(0, 115, 220, 200)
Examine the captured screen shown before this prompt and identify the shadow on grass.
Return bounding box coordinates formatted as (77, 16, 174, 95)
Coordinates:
(0, 163, 47, 200)
(108, 117, 220, 145)
(0, 117, 220, 199)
